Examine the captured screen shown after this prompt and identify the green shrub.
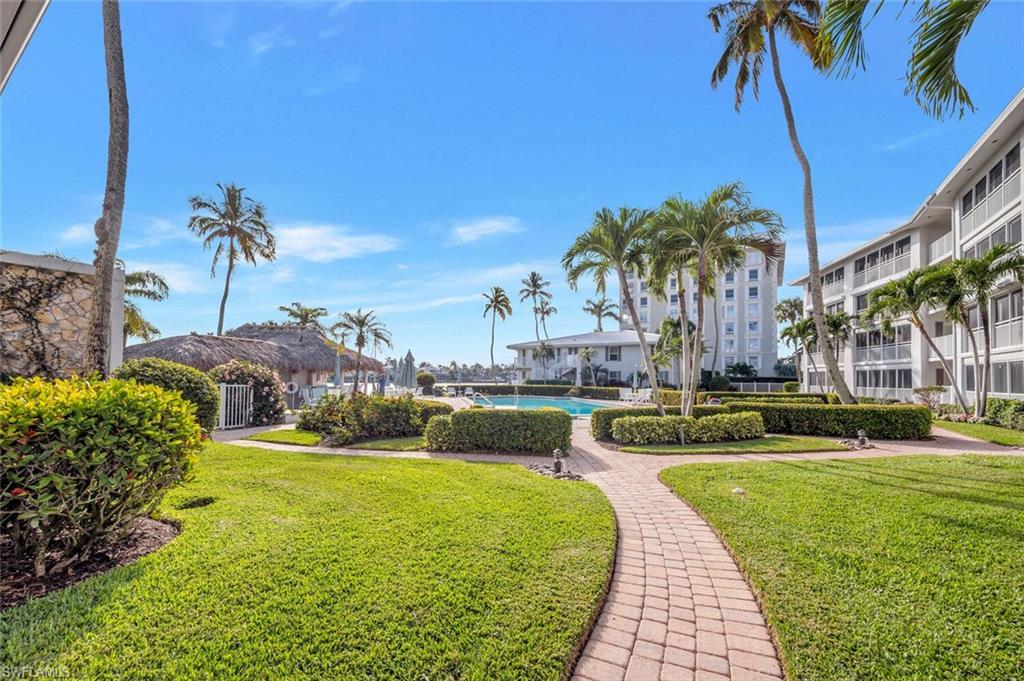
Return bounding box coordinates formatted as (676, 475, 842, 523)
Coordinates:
(718, 396, 821, 404)
(590, 405, 729, 441)
(856, 396, 902, 405)
(297, 395, 453, 446)
(525, 378, 572, 385)
(416, 371, 436, 390)
(782, 381, 800, 393)
(578, 386, 621, 400)
(446, 384, 570, 397)
(708, 375, 732, 391)
(987, 397, 1024, 431)
(414, 399, 454, 424)
(424, 408, 571, 454)
(0, 377, 202, 576)
(114, 357, 220, 433)
(724, 402, 932, 439)
(697, 391, 828, 404)
(611, 412, 764, 445)
(208, 360, 285, 426)
(296, 394, 348, 435)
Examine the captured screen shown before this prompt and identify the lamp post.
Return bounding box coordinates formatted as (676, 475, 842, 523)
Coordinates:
(552, 448, 563, 474)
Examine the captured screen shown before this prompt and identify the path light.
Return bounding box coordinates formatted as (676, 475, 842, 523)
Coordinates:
(552, 448, 563, 474)
(857, 429, 869, 448)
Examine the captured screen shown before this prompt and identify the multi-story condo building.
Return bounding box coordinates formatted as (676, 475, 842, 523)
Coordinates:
(790, 89, 1023, 403)
(508, 247, 784, 384)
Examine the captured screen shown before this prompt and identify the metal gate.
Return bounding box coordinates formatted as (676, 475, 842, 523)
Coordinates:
(218, 383, 253, 430)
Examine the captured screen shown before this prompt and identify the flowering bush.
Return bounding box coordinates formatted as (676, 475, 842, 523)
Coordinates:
(938, 413, 991, 424)
(208, 360, 285, 426)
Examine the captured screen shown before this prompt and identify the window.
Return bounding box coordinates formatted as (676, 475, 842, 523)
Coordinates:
(747, 252, 762, 265)
(964, 364, 975, 392)
(962, 189, 973, 215)
(724, 321, 736, 335)
(747, 320, 760, 334)
(606, 346, 621, 362)
(609, 370, 621, 381)
(995, 293, 1011, 323)
(724, 304, 736, 318)
(1012, 361, 1024, 394)
(725, 289, 735, 301)
(670, 277, 677, 290)
(748, 268, 759, 282)
(639, 311, 648, 324)
(974, 176, 988, 203)
(964, 215, 1022, 260)
(748, 286, 759, 299)
(724, 272, 735, 284)
(856, 294, 869, 312)
(747, 303, 760, 316)
(895, 236, 911, 256)
(826, 301, 845, 314)
(640, 282, 648, 292)
(989, 159, 1004, 189)
(993, 362, 1009, 393)
(640, 296, 648, 307)
(1007, 142, 1021, 177)
(747, 355, 761, 370)
(747, 338, 761, 352)
(723, 339, 736, 352)
(670, 294, 678, 304)
(723, 355, 736, 367)
(692, 292, 699, 303)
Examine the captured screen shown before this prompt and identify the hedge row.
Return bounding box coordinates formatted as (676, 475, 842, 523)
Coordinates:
(590, 405, 729, 441)
(718, 396, 822, 405)
(113, 357, 220, 433)
(297, 394, 454, 446)
(987, 397, 1024, 431)
(697, 391, 828, 404)
(611, 412, 764, 446)
(424, 408, 572, 454)
(723, 402, 932, 439)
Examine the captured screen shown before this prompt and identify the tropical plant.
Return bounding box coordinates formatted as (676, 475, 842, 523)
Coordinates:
(562, 206, 666, 415)
(582, 297, 620, 332)
(709, 0, 855, 404)
(120, 260, 169, 346)
(724, 361, 758, 378)
(578, 346, 597, 386)
(861, 266, 969, 413)
(482, 286, 513, 375)
(278, 302, 329, 334)
(188, 183, 276, 335)
(820, 0, 991, 119)
(824, 310, 854, 365)
(332, 309, 392, 395)
(85, 0, 129, 375)
(775, 296, 804, 327)
(536, 299, 557, 339)
(519, 271, 552, 371)
(781, 316, 817, 384)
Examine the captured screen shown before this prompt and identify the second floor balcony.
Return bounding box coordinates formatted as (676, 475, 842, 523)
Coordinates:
(852, 253, 911, 289)
(928, 231, 953, 263)
(928, 334, 954, 360)
(854, 342, 911, 363)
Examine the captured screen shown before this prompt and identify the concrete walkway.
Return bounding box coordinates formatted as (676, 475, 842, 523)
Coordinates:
(226, 421, 1018, 681)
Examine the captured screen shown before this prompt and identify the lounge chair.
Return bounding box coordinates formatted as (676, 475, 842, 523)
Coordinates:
(634, 388, 653, 405)
(619, 388, 636, 404)
(413, 387, 424, 397)
(464, 387, 475, 397)
(445, 386, 457, 397)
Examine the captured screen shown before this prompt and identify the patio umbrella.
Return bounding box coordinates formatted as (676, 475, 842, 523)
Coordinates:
(398, 350, 417, 389)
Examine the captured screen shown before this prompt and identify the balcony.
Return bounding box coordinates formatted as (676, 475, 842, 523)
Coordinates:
(821, 280, 845, 299)
(928, 334, 954, 360)
(961, 170, 1022, 237)
(853, 343, 911, 363)
(994, 320, 1024, 349)
(852, 253, 911, 289)
(928, 231, 953, 262)
(855, 386, 913, 403)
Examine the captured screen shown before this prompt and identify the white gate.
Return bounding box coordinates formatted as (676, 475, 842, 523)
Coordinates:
(218, 383, 253, 430)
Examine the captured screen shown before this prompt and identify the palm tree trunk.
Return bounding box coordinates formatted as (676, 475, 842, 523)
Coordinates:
(688, 260, 707, 412)
(596, 315, 603, 332)
(86, 0, 129, 376)
(964, 321, 982, 410)
(677, 269, 692, 416)
(619, 269, 664, 415)
(767, 28, 855, 404)
(489, 311, 496, 373)
(915, 318, 970, 413)
(354, 349, 363, 395)
(709, 290, 720, 378)
(979, 306, 993, 417)
(794, 344, 803, 384)
(217, 240, 235, 335)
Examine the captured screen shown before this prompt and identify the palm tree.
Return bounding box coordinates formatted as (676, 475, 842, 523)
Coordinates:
(820, 0, 990, 120)
(532, 342, 554, 378)
(188, 183, 275, 335)
(709, 0, 855, 404)
(583, 297, 620, 332)
(85, 0, 129, 375)
(781, 317, 817, 384)
(536, 299, 557, 339)
(563, 206, 666, 415)
(947, 243, 1024, 416)
(775, 297, 804, 327)
(519, 271, 552, 343)
(332, 308, 392, 395)
(861, 267, 969, 413)
(278, 302, 329, 334)
(578, 345, 597, 386)
(927, 264, 982, 409)
(482, 286, 513, 376)
(120, 261, 169, 346)
(824, 310, 853, 365)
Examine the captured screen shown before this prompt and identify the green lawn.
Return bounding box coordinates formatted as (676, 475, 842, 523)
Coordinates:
(661, 455, 1024, 680)
(349, 436, 427, 451)
(245, 428, 321, 446)
(933, 419, 1024, 447)
(1, 443, 615, 680)
(621, 435, 848, 455)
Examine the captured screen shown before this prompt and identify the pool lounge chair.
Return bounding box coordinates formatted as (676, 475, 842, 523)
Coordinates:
(445, 386, 457, 397)
(634, 388, 653, 405)
(619, 388, 636, 404)
(464, 387, 475, 397)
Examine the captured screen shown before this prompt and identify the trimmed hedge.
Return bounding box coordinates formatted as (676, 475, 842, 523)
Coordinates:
(1, 377, 202, 576)
(723, 402, 932, 439)
(782, 381, 800, 393)
(611, 412, 765, 445)
(718, 396, 822, 405)
(424, 408, 571, 454)
(697, 391, 828, 404)
(590, 405, 729, 441)
(114, 357, 220, 433)
(296, 395, 454, 446)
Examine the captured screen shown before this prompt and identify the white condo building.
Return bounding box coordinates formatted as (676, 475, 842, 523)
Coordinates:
(790, 89, 1024, 403)
(509, 248, 784, 384)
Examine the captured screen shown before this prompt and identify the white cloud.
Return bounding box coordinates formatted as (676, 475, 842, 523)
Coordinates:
(204, 9, 235, 49)
(123, 261, 211, 295)
(248, 26, 295, 57)
(448, 216, 524, 245)
(275, 223, 400, 262)
(59, 223, 93, 245)
(121, 216, 190, 251)
(328, 0, 361, 16)
(874, 128, 945, 153)
(372, 294, 480, 315)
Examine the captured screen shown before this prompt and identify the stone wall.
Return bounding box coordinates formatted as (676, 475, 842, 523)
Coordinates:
(0, 252, 124, 378)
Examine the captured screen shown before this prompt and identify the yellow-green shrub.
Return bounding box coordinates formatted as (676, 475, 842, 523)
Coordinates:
(0, 377, 202, 576)
(590, 405, 729, 441)
(611, 412, 764, 445)
(724, 402, 932, 439)
(114, 357, 220, 433)
(424, 408, 571, 454)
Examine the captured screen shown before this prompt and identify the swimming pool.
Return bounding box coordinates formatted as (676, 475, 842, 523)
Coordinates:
(472, 395, 609, 416)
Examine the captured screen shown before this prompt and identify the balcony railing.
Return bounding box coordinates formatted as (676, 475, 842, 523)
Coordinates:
(822, 280, 845, 299)
(928, 231, 953, 262)
(853, 343, 911, 363)
(961, 170, 1022, 237)
(928, 334, 954, 359)
(853, 253, 911, 289)
(994, 320, 1024, 349)
(855, 386, 913, 403)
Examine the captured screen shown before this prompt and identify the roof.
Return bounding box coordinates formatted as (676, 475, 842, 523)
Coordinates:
(227, 323, 384, 372)
(124, 333, 303, 372)
(507, 330, 660, 350)
(1, 0, 49, 94)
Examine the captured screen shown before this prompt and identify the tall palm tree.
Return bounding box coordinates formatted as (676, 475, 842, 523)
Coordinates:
(709, 0, 855, 404)
(536, 299, 557, 339)
(861, 267, 970, 413)
(278, 302, 329, 334)
(824, 310, 853, 365)
(583, 297, 620, 332)
(85, 0, 129, 375)
(775, 297, 804, 327)
(926, 264, 982, 409)
(947, 243, 1024, 416)
(188, 183, 275, 335)
(578, 345, 597, 386)
(820, 0, 990, 119)
(563, 206, 666, 415)
(519, 271, 551, 343)
(332, 308, 392, 395)
(482, 286, 513, 376)
(120, 261, 169, 346)
(781, 316, 817, 384)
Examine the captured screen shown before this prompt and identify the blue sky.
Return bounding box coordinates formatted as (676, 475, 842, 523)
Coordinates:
(3, 1, 1022, 365)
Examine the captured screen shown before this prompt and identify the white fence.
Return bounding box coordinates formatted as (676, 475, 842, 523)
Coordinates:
(731, 382, 787, 393)
(218, 383, 253, 430)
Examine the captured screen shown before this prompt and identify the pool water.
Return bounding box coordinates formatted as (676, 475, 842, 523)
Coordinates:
(473, 395, 608, 416)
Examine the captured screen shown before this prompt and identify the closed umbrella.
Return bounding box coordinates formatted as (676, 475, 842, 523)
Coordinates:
(398, 350, 417, 389)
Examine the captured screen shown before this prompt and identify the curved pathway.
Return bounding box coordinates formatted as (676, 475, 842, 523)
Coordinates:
(228, 421, 1017, 681)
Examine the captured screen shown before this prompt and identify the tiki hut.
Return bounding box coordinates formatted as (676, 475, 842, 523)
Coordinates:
(123, 333, 298, 373)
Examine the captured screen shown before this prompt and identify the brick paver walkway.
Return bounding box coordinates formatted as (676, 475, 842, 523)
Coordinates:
(228, 420, 1018, 681)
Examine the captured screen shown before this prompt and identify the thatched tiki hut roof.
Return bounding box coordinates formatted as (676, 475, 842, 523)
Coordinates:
(227, 323, 385, 373)
(123, 333, 298, 372)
